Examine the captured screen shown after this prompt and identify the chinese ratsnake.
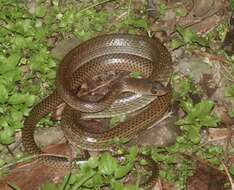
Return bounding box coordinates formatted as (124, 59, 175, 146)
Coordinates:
(22, 34, 172, 189)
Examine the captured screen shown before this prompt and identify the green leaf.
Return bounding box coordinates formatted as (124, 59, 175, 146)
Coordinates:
(170, 38, 185, 49)
(124, 185, 141, 190)
(41, 183, 60, 190)
(0, 127, 14, 144)
(175, 8, 187, 17)
(187, 126, 200, 144)
(0, 159, 5, 167)
(225, 85, 234, 97)
(35, 5, 47, 17)
(229, 164, 234, 175)
(91, 173, 103, 187)
(3, 69, 21, 83)
(176, 26, 209, 46)
(193, 100, 214, 119)
(0, 84, 8, 103)
(98, 152, 118, 175)
(10, 110, 23, 122)
(9, 93, 26, 105)
(129, 146, 138, 160)
(228, 110, 234, 118)
(133, 19, 148, 30)
(200, 115, 218, 127)
(111, 180, 124, 190)
(7, 53, 21, 66)
(159, 3, 167, 16)
(25, 94, 36, 107)
(180, 101, 193, 114)
(115, 163, 133, 179)
(177, 26, 195, 43)
(88, 156, 99, 169)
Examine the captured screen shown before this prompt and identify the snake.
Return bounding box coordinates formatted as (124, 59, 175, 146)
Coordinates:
(22, 34, 172, 189)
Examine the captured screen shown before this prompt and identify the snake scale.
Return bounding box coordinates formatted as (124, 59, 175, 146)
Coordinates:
(22, 34, 172, 189)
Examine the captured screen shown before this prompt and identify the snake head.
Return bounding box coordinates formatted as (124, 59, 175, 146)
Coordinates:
(150, 81, 169, 96)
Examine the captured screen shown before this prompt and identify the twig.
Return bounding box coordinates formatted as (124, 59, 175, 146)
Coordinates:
(116, 11, 128, 21)
(0, 155, 38, 171)
(79, 0, 116, 13)
(148, 111, 173, 130)
(6, 145, 15, 157)
(221, 161, 234, 190)
(127, 0, 132, 19)
(169, 9, 222, 39)
(224, 125, 234, 160)
(193, 51, 230, 65)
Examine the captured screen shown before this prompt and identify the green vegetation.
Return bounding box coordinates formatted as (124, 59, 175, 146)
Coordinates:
(0, 0, 149, 145)
(41, 149, 147, 190)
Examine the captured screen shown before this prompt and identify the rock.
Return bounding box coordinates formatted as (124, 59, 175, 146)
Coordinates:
(128, 112, 180, 147)
(51, 37, 81, 60)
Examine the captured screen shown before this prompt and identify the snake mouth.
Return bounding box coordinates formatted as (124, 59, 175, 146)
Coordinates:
(150, 81, 169, 96)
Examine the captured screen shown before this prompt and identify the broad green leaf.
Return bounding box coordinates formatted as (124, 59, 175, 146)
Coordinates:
(0, 63, 15, 74)
(229, 164, 234, 175)
(187, 126, 200, 144)
(207, 146, 223, 154)
(176, 26, 209, 46)
(200, 115, 218, 127)
(3, 69, 21, 83)
(225, 85, 234, 97)
(91, 173, 103, 187)
(176, 26, 195, 43)
(0, 127, 14, 144)
(170, 38, 185, 49)
(0, 84, 8, 103)
(228, 110, 234, 118)
(129, 146, 138, 160)
(9, 93, 26, 105)
(133, 19, 148, 30)
(159, 3, 167, 16)
(0, 107, 4, 113)
(111, 180, 124, 190)
(175, 8, 187, 17)
(180, 101, 193, 114)
(0, 159, 5, 167)
(124, 185, 141, 190)
(41, 183, 60, 190)
(193, 100, 214, 119)
(114, 163, 133, 179)
(98, 152, 118, 175)
(25, 94, 36, 107)
(10, 110, 23, 122)
(175, 116, 193, 125)
(7, 53, 21, 66)
(88, 156, 99, 169)
(35, 5, 47, 17)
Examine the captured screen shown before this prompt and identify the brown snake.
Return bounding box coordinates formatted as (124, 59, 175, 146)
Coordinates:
(22, 34, 172, 189)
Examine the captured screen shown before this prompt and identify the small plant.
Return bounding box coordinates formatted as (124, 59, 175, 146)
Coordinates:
(170, 26, 209, 49)
(176, 100, 219, 144)
(41, 148, 149, 190)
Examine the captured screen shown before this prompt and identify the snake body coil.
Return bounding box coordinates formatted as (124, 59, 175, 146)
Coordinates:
(22, 34, 172, 188)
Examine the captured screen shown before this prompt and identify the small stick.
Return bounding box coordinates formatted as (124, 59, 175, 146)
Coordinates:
(221, 161, 234, 190)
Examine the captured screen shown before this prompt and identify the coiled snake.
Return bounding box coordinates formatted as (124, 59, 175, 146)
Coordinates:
(22, 34, 172, 189)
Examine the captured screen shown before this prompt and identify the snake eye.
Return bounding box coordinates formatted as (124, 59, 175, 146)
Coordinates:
(150, 82, 168, 96)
